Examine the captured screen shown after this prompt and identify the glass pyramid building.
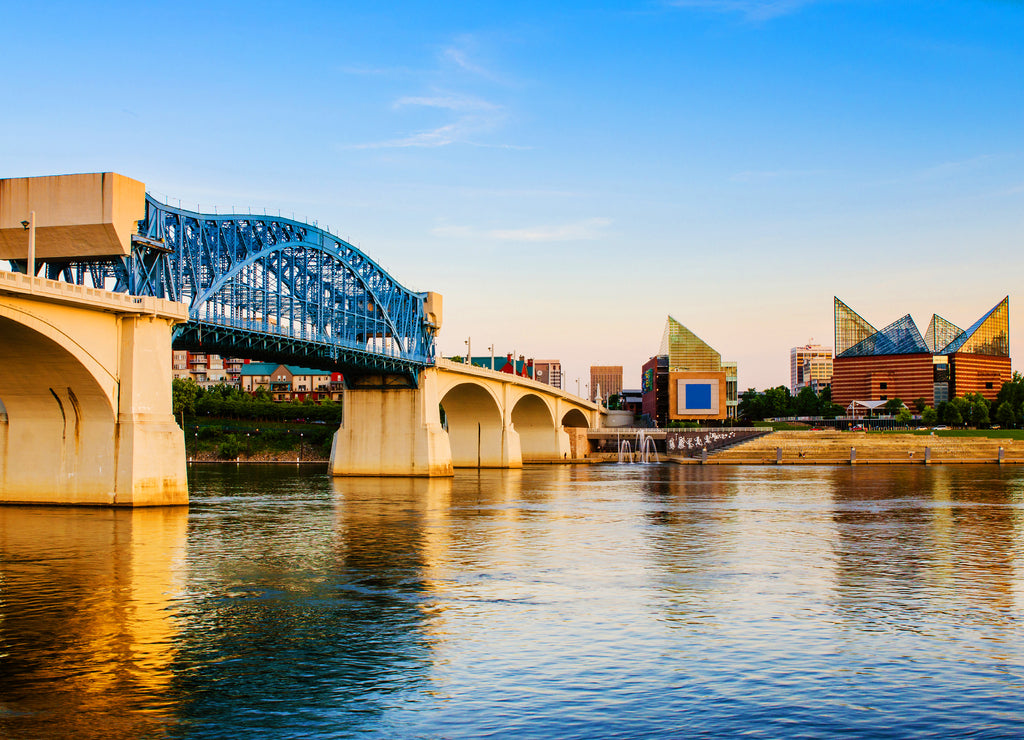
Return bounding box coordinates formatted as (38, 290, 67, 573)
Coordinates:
(835, 297, 1009, 359)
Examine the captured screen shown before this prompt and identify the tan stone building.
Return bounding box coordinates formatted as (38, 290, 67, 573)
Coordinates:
(589, 365, 623, 402)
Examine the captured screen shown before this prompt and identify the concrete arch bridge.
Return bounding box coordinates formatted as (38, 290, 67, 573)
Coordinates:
(331, 358, 602, 476)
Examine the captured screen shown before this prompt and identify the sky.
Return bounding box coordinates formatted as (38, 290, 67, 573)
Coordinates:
(3, 0, 1023, 392)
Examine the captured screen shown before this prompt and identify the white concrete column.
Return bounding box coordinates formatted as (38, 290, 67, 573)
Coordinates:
(500, 382, 522, 469)
(114, 315, 189, 505)
(553, 397, 572, 460)
(330, 368, 453, 477)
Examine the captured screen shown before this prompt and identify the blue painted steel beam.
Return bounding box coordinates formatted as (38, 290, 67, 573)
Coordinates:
(24, 194, 437, 382)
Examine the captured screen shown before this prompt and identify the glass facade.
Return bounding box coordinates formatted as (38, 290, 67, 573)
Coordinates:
(838, 314, 929, 358)
(659, 317, 721, 371)
(939, 297, 1009, 357)
(835, 297, 1009, 359)
(834, 298, 878, 356)
(924, 314, 962, 353)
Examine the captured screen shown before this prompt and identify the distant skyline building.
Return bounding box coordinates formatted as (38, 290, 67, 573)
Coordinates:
(589, 365, 622, 401)
(832, 296, 1011, 410)
(642, 316, 738, 425)
(534, 359, 562, 389)
(790, 343, 833, 395)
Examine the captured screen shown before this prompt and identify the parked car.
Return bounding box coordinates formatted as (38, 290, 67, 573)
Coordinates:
(931, 425, 948, 430)
(851, 425, 864, 431)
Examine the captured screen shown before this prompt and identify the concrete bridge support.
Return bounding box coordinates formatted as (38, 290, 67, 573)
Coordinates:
(0, 272, 189, 506)
(330, 368, 454, 477)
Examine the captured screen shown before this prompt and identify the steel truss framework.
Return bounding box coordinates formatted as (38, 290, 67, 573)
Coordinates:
(12, 196, 436, 381)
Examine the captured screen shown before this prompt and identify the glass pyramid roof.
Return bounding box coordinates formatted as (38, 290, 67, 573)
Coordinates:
(658, 316, 721, 371)
(834, 298, 878, 356)
(838, 314, 929, 357)
(939, 297, 1009, 356)
(924, 314, 963, 353)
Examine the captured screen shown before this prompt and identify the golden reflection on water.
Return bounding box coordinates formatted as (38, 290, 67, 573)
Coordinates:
(3, 465, 1024, 737)
(0, 505, 187, 738)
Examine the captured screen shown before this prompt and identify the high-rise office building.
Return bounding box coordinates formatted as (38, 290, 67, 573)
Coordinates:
(790, 343, 833, 394)
(589, 365, 623, 401)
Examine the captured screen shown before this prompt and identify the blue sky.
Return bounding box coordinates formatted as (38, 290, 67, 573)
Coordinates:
(4, 1, 1023, 391)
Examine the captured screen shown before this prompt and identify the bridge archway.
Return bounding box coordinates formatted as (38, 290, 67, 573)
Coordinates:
(561, 408, 590, 429)
(0, 311, 118, 499)
(439, 382, 507, 468)
(511, 394, 558, 461)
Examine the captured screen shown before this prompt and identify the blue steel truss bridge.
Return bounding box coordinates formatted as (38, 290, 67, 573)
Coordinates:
(14, 195, 440, 386)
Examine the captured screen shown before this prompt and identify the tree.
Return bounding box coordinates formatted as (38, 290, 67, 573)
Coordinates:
(950, 396, 970, 426)
(739, 388, 765, 421)
(972, 399, 990, 428)
(884, 397, 904, 415)
(913, 397, 927, 414)
(896, 407, 913, 426)
(945, 403, 963, 427)
(996, 372, 1024, 424)
(794, 386, 819, 416)
(763, 386, 794, 419)
(996, 401, 1015, 429)
(172, 378, 200, 418)
(958, 393, 990, 428)
(921, 406, 938, 426)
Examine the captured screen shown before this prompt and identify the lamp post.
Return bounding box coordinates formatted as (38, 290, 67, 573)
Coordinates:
(465, 338, 471, 364)
(20, 211, 36, 277)
(489, 344, 495, 371)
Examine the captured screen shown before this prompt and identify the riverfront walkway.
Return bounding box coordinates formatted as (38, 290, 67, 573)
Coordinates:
(695, 430, 1024, 464)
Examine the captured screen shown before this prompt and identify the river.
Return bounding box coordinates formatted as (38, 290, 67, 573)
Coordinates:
(2, 463, 1023, 738)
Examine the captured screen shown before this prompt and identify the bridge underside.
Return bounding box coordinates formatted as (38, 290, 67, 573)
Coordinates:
(174, 321, 424, 386)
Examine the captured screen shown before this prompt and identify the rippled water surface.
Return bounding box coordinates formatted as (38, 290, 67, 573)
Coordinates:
(3, 464, 1024, 738)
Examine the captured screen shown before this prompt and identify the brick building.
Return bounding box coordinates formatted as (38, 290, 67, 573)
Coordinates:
(832, 297, 1010, 409)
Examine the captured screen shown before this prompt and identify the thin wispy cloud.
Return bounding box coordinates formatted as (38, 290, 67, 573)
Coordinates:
(346, 93, 507, 149)
(393, 94, 499, 113)
(343, 34, 521, 150)
(667, 0, 823, 21)
(433, 218, 613, 243)
(916, 154, 998, 180)
(731, 168, 828, 182)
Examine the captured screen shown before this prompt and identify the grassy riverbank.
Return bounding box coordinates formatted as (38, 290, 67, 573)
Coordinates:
(182, 417, 334, 461)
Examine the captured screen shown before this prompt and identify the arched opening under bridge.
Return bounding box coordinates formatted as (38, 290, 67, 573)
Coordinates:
(511, 394, 559, 462)
(439, 383, 508, 468)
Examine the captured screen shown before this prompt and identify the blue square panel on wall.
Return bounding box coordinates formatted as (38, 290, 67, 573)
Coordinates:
(685, 383, 712, 410)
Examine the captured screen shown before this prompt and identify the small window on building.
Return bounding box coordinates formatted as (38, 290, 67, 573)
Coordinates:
(986, 382, 994, 390)
(879, 382, 888, 390)
(880, 395, 887, 400)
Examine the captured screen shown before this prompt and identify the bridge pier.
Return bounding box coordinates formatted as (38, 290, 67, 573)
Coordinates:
(330, 368, 454, 477)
